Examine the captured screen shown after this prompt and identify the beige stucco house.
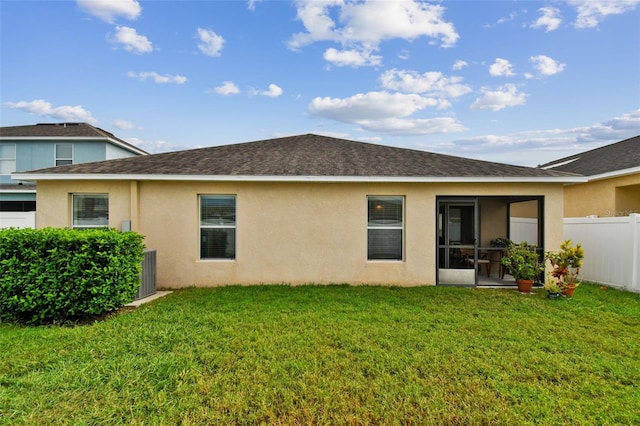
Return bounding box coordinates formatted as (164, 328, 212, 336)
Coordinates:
(14, 134, 584, 288)
(539, 135, 640, 218)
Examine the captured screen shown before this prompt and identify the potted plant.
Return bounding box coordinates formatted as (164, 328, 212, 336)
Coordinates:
(490, 237, 513, 248)
(501, 242, 544, 293)
(490, 237, 513, 279)
(543, 274, 562, 299)
(546, 240, 584, 297)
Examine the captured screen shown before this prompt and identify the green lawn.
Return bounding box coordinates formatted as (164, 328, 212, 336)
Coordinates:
(1, 284, 639, 425)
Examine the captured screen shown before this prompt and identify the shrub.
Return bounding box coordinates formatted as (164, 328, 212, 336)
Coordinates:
(0, 228, 145, 325)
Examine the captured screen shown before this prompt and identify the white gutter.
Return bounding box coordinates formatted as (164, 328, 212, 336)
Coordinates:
(12, 172, 587, 184)
(0, 187, 36, 193)
(0, 136, 148, 156)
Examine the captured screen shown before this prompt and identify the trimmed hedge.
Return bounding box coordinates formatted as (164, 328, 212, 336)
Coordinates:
(0, 228, 145, 325)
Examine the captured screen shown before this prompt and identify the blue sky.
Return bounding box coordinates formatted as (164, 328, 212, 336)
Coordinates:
(1, 0, 639, 166)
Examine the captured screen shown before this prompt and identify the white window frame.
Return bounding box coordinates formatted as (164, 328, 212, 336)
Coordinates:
(0, 143, 17, 175)
(72, 194, 109, 229)
(199, 194, 236, 260)
(367, 195, 404, 261)
(55, 143, 73, 166)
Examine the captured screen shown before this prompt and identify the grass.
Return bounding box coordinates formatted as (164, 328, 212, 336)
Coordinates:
(1, 284, 639, 425)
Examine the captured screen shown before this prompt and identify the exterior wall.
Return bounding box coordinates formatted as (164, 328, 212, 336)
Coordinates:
(0, 191, 36, 201)
(34, 179, 566, 288)
(2, 140, 139, 185)
(616, 183, 640, 215)
(479, 198, 508, 245)
(106, 143, 139, 160)
(510, 199, 538, 218)
(564, 173, 640, 217)
(36, 180, 132, 229)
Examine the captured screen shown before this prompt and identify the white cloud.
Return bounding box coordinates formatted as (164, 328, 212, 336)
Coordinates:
(212, 81, 240, 95)
(307, 90, 465, 135)
(77, 0, 141, 23)
(357, 117, 466, 135)
(111, 26, 153, 54)
(247, 0, 263, 11)
(379, 69, 472, 99)
(489, 58, 515, 77)
(197, 28, 225, 57)
(528, 55, 566, 77)
(531, 7, 562, 32)
(288, 0, 458, 67)
(126, 137, 202, 154)
(127, 71, 187, 84)
(323, 48, 382, 67)
(445, 109, 640, 166)
(568, 0, 640, 29)
(260, 84, 283, 98)
(309, 91, 438, 121)
(452, 60, 468, 70)
(484, 11, 518, 28)
(470, 84, 527, 111)
(6, 99, 97, 124)
(574, 108, 640, 140)
(113, 119, 139, 130)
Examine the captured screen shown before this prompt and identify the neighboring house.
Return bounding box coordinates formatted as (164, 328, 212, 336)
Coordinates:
(539, 135, 640, 217)
(14, 134, 583, 288)
(0, 122, 147, 227)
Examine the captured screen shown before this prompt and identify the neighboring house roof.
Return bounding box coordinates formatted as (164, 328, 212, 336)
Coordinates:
(14, 134, 584, 183)
(0, 122, 148, 156)
(539, 135, 640, 179)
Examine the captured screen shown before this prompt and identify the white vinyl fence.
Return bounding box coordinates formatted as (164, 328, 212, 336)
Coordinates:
(509, 217, 538, 246)
(0, 211, 36, 229)
(564, 214, 640, 293)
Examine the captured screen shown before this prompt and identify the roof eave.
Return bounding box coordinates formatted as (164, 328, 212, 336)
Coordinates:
(11, 173, 587, 184)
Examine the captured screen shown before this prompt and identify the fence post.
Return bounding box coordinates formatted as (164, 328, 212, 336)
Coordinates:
(631, 214, 640, 292)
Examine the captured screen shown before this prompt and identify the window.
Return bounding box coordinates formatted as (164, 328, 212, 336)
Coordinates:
(200, 195, 236, 260)
(0, 143, 16, 175)
(367, 196, 404, 260)
(55, 143, 73, 166)
(72, 194, 108, 228)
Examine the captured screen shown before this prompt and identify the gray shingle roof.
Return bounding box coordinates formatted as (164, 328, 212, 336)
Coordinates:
(18, 134, 579, 179)
(539, 135, 640, 176)
(0, 122, 148, 155)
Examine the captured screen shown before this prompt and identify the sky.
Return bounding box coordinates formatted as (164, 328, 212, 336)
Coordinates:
(1, 0, 639, 167)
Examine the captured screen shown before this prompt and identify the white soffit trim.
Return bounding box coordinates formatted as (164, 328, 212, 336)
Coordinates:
(587, 166, 640, 182)
(540, 157, 580, 170)
(12, 173, 587, 184)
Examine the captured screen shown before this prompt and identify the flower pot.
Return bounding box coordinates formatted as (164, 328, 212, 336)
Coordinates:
(547, 291, 561, 299)
(516, 279, 534, 294)
(562, 284, 577, 297)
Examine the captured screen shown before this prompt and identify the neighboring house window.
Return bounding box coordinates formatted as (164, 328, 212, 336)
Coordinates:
(200, 195, 236, 260)
(55, 143, 73, 166)
(367, 196, 404, 261)
(72, 194, 109, 228)
(0, 143, 16, 175)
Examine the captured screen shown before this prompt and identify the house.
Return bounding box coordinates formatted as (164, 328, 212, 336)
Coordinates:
(539, 135, 640, 217)
(13, 134, 584, 288)
(0, 122, 147, 227)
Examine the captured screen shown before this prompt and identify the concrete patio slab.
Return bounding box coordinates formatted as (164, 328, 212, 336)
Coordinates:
(125, 290, 173, 308)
